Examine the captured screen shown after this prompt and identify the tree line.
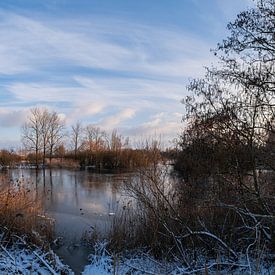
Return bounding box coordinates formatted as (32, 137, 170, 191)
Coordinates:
(20, 107, 160, 169)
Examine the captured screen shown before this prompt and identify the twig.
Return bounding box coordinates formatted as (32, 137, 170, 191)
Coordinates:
(124, 262, 156, 275)
(0, 244, 14, 262)
(12, 234, 58, 275)
(182, 230, 238, 259)
(179, 261, 249, 274)
(246, 222, 260, 275)
(33, 251, 57, 275)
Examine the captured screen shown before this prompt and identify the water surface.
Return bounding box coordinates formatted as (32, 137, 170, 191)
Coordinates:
(7, 168, 133, 274)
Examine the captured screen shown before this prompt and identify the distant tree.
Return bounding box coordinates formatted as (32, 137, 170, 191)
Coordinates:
(48, 112, 65, 163)
(39, 108, 51, 166)
(21, 108, 43, 168)
(55, 144, 66, 158)
(84, 125, 106, 152)
(0, 150, 20, 166)
(71, 121, 83, 159)
(21, 107, 65, 167)
(110, 130, 123, 151)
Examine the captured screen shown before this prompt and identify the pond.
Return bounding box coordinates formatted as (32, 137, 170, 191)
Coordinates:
(4, 168, 134, 274)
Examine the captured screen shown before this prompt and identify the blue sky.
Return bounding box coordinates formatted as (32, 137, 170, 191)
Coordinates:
(0, 0, 252, 148)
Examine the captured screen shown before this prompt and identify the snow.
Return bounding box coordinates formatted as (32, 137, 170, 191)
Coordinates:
(83, 242, 112, 275)
(0, 237, 73, 275)
(0, 238, 274, 274)
(82, 242, 275, 275)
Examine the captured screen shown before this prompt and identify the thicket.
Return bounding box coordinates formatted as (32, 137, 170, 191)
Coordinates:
(0, 150, 21, 167)
(107, 1, 275, 272)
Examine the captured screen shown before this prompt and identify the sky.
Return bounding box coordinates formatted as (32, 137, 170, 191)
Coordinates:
(0, 0, 253, 148)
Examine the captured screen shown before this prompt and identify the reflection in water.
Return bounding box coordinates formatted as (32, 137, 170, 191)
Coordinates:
(5, 168, 132, 274)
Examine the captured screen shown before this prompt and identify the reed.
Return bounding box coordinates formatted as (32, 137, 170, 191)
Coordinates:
(0, 174, 54, 247)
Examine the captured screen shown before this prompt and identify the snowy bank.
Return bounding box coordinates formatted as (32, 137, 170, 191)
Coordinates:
(82, 242, 275, 275)
(0, 236, 73, 274)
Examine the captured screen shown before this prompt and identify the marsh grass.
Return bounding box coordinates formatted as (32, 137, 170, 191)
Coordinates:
(0, 174, 54, 248)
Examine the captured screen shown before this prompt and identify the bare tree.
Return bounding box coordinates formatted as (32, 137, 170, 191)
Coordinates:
(39, 108, 51, 166)
(106, 129, 129, 151)
(85, 125, 106, 152)
(48, 112, 65, 163)
(110, 130, 122, 151)
(71, 121, 83, 159)
(21, 107, 65, 167)
(21, 108, 43, 168)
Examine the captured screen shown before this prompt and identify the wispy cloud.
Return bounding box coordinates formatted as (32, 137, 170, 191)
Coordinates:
(0, 1, 248, 146)
(120, 111, 183, 146)
(66, 102, 106, 124)
(0, 11, 213, 78)
(101, 108, 136, 129)
(0, 108, 28, 128)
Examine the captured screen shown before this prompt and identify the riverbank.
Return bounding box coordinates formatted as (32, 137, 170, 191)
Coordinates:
(1, 239, 274, 274)
(0, 166, 275, 275)
(0, 234, 72, 274)
(0, 168, 131, 273)
(83, 244, 275, 274)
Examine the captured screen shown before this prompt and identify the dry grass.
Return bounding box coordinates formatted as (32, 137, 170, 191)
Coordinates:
(0, 174, 54, 247)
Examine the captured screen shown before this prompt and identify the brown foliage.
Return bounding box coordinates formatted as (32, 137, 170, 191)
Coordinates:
(0, 175, 53, 246)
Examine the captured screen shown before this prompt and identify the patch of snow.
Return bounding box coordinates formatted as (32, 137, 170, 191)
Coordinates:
(82, 242, 275, 275)
(0, 238, 73, 274)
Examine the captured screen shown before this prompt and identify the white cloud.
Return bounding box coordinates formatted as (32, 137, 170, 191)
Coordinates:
(6, 77, 185, 117)
(66, 102, 106, 123)
(118, 112, 184, 146)
(4, 75, 187, 142)
(101, 108, 136, 129)
(0, 11, 213, 78)
(0, 108, 28, 128)
(0, 11, 215, 144)
(0, 13, 132, 75)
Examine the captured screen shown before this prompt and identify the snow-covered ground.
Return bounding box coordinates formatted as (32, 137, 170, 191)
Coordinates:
(0, 240, 274, 274)
(83, 242, 275, 275)
(0, 243, 73, 274)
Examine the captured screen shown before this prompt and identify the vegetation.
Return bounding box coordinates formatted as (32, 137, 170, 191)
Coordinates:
(0, 0, 274, 273)
(21, 108, 65, 168)
(20, 110, 163, 170)
(106, 1, 275, 272)
(0, 173, 54, 246)
(0, 150, 21, 167)
(0, 175, 72, 273)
